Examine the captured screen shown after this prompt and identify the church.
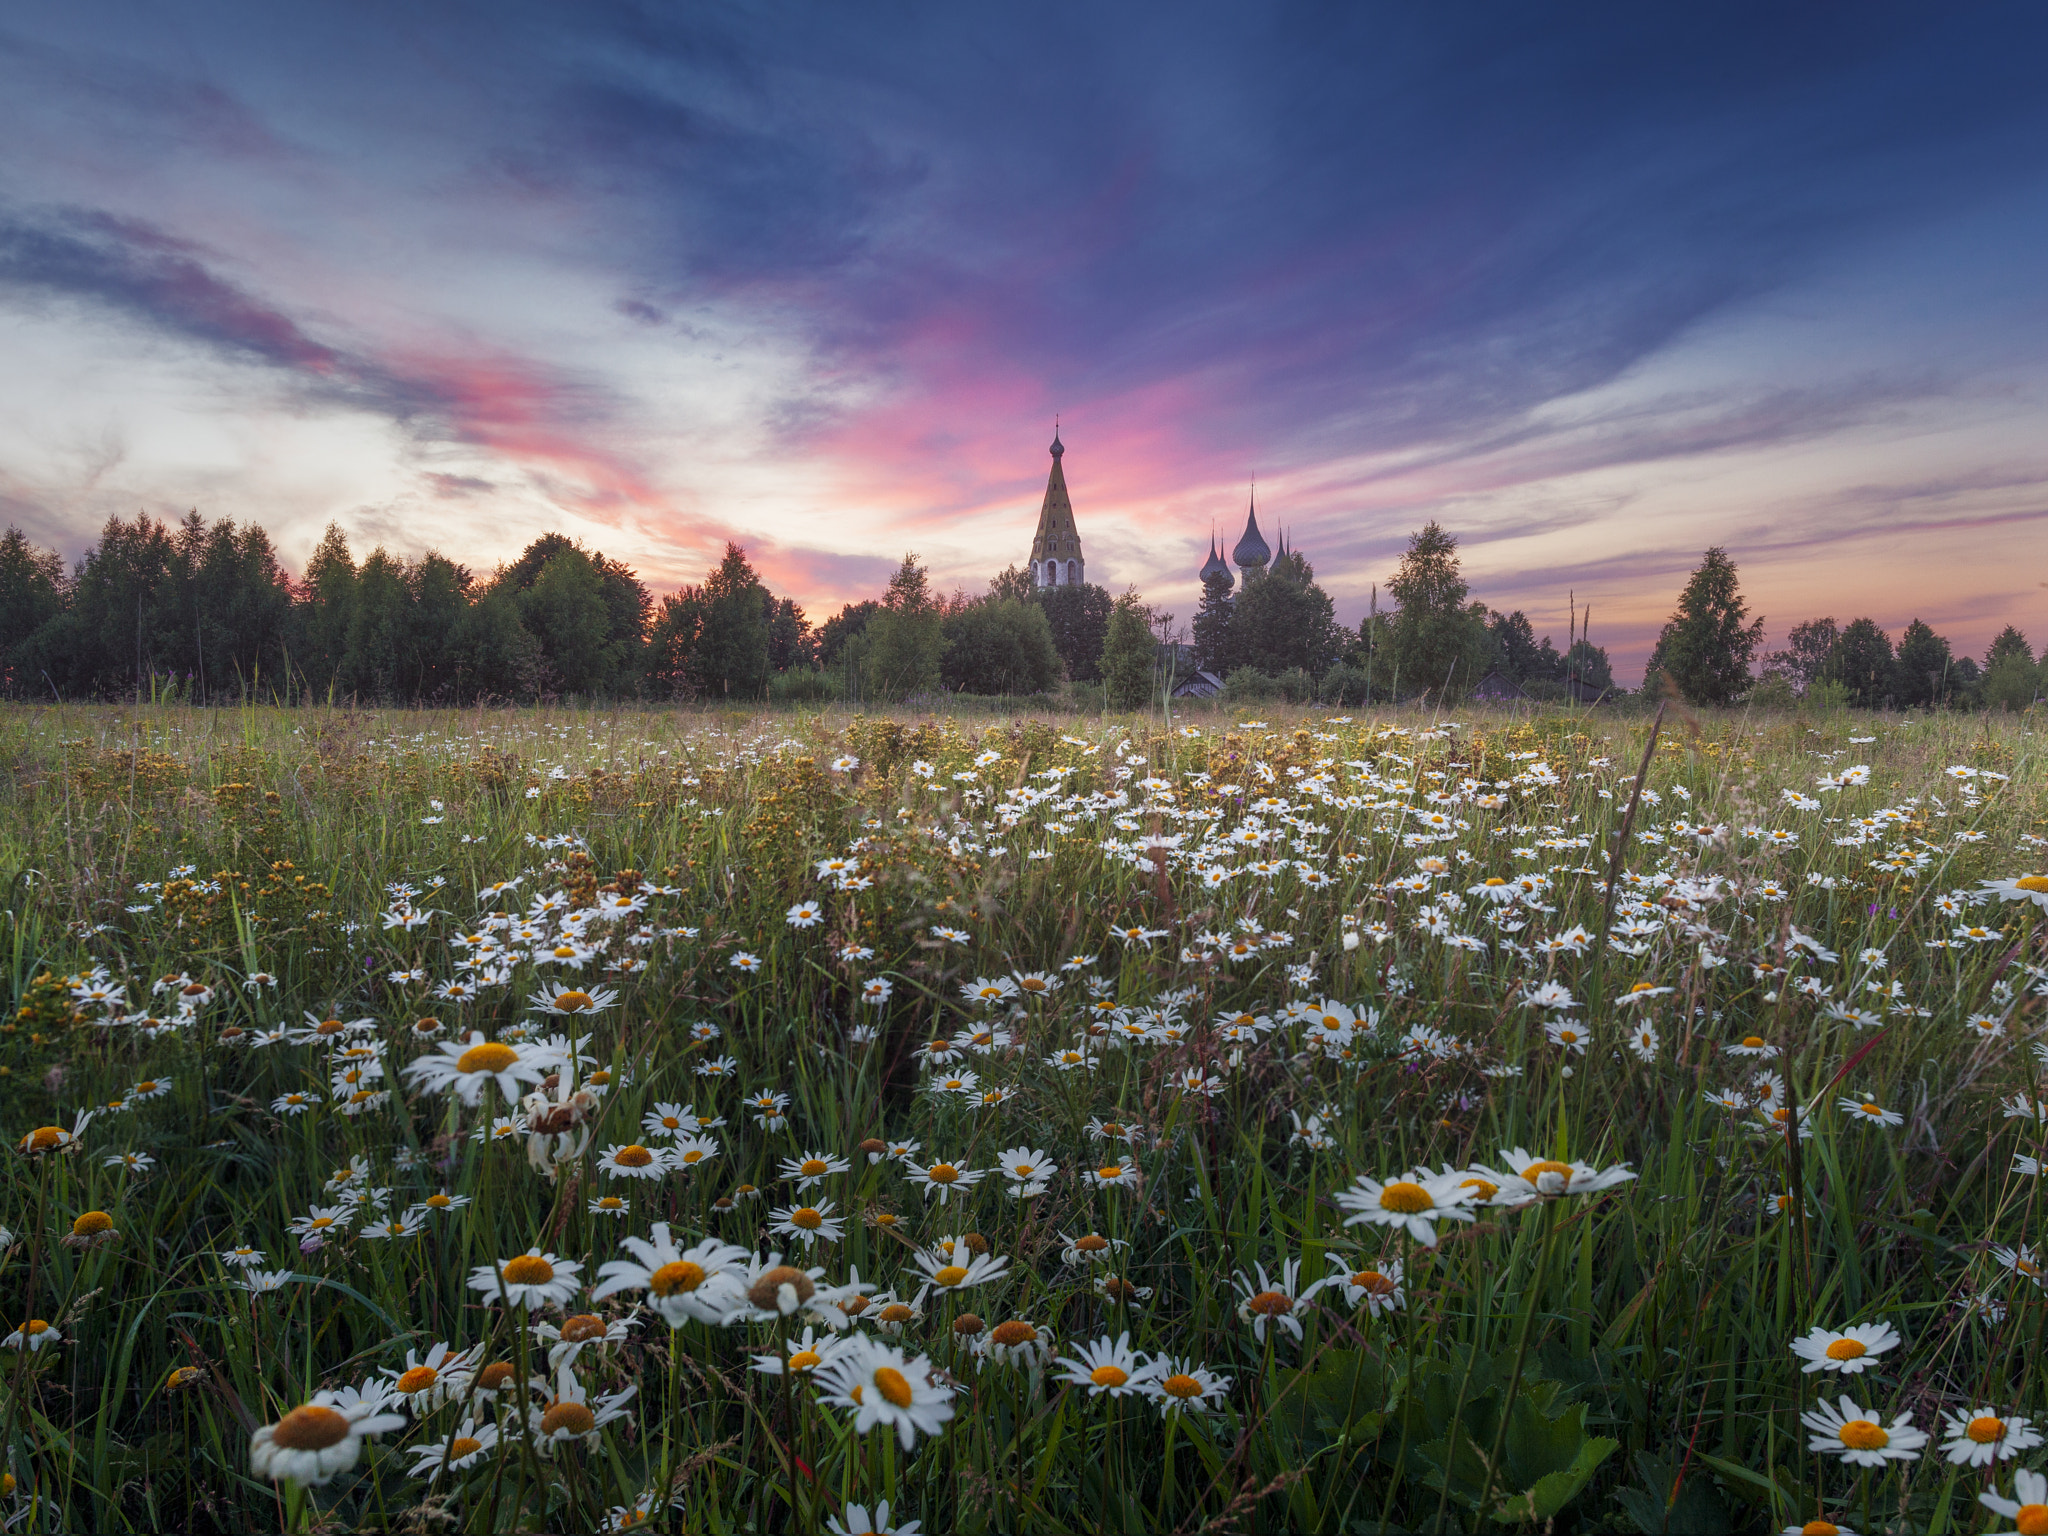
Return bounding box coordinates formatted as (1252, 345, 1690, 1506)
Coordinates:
(1023, 428, 1293, 594)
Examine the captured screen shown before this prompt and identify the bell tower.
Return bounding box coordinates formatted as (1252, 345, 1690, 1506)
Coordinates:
(1028, 428, 1084, 588)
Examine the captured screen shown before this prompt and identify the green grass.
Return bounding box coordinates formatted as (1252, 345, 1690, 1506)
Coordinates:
(0, 696, 2039, 1533)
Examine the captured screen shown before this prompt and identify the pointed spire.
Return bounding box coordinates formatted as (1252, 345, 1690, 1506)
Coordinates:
(1028, 427, 1081, 588)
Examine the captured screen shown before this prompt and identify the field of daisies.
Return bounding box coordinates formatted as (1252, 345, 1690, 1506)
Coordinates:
(0, 700, 2042, 1534)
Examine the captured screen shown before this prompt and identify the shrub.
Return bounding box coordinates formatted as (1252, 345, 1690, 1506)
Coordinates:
(1222, 667, 1279, 703)
(768, 668, 835, 704)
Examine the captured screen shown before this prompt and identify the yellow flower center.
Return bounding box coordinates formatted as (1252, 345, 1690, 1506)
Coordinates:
(1161, 1372, 1203, 1398)
(788, 1349, 822, 1371)
(1091, 1365, 1129, 1388)
(612, 1145, 655, 1168)
(1837, 1420, 1888, 1451)
(927, 1164, 959, 1183)
(879, 1304, 915, 1324)
(502, 1254, 554, 1285)
(396, 1366, 439, 1394)
(791, 1208, 824, 1230)
(873, 1366, 914, 1407)
(2017, 876, 2048, 894)
(1247, 1290, 1293, 1316)
(1521, 1160, 1574, 1181)
(1968, 1415, 2005, 1443)
(554, 991, 593, 1012)
(475, 1362, 515, 1392)
(71, 1211, 113, 1237)
(649, 1260, 705, 1296)
(268, 1406, 352, 1452)
(425, 1194, 452, 1208)
(21, 1320, 48, 1335)
(2017, 1506, 2048, 1536)
(1824, 1339, 1867, 1361)
(24, 1126, 65, 1151)
(1351, 1270, 1396, 1295)
(932, 1265, 969, 1287)
(1378, 1181, 1433, 1213)
(1858, 1104, 1884, 1116)
(539, 1401, 596, 1437)
(456, 1042, 518, 1075)
(1801, 1523, 1840, 1536)
(1097, 1165, 1125, 1181)
(448, 1436, 482, 1458)
(800, 1158, 829, 1176)
(1742, 1037, 1766, 1049)
(1485, 877, 1507, 886)
(314, 1018, 343, 1034)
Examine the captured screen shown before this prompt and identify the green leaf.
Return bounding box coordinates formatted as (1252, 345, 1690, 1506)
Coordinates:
(1492, 1435, 1616, 1524)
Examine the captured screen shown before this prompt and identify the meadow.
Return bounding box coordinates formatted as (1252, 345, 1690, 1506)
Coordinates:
(0, 696, 2040, 1534)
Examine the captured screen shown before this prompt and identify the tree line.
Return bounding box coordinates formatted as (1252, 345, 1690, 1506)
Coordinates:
(1641, 547, 2041, 710)
(0, 512, 2035, 710)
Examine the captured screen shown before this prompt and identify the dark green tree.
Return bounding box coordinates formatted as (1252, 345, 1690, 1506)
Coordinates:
(688, 545, 773, 698)
(1034, 582, 1113, 683)
(1487, 610, 1542, 684)
(1385, 523, 1490, 698)
(1232, 550, 1342, 677)
(985, 564, 1035, 605)
(1824, 618, 1894, 707)
(1890, 619, 1954, 708)
(405, 553, 473, 699)
(1191, 572, 1236, 675)
(1981, 651, 2041, 711)
(942, 599, 1063, 694)
(1986, 625, 2033, 670)
(1645, 547, 1765, 706)
(1564, 638, 1613, 692)
(0, 529, 65, 697)
(524, 547, 625, 694)
(449, 587, 539, 699)
(55, 512, 178, 696)
(1763, 617, 1839, 691)
(817, 601, 880, 666)
(865, 554, 945, 696)
(296, 523, 358, 695)
(342, 549, 414, 699)
(765, 597, 815, 672)
(1099, 591, 1156, 711)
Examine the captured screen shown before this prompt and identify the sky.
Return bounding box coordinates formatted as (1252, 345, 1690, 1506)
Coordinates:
(2, 3, 2045, 682)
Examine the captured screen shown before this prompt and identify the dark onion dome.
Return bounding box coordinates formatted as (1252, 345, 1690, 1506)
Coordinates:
(1231, 494, 1270, 569)
(1198, 533, 1232, 588)
(1049, 428, 1064, 459)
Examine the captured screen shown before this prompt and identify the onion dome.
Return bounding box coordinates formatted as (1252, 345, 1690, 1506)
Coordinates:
(1231, 492, 1270, 570)
(1198, 531, 1232, 588)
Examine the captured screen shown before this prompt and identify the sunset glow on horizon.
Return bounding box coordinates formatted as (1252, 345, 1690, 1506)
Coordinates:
(3, 5, 2045, 681)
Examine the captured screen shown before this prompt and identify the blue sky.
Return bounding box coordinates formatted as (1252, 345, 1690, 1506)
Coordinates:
(2, 3, 2044, 677)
